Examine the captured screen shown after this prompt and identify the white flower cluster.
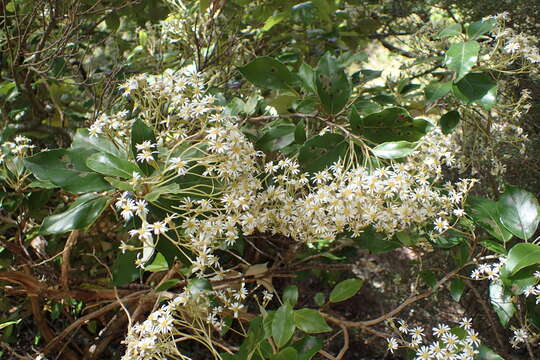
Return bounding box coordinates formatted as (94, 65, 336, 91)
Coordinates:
(484, 12, 540, 64)
(0, 135, 35, 161)
(388, 318, 482, 360)
(123, 282, 257, 360)
(470, 258, 507, 281)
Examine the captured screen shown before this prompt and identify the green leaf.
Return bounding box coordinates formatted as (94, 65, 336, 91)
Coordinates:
(480, 239, 507, 255)
(104, 177, 133, 191)
(425, 81, 452, 104)
(0, 320, 20, 330)
(239, 57, 299, 90)
(354, 227, 402, 253)
(187, 278, 212, 295)
(329, 279, 363, 303)
(297, 63, 317, 94)
(452, 73, 497, 110)
(467, 20, 496, 40)
(450, 278, 464, 302)
(371, 141, 416, 159)
(40, 194, 109, 235)
(292, 336, 323, 360)
(112, 250, 140, 286)
(145, 253, 169, 272)
(272, 304, 295, 348)
(420, 270, 437, 290)
(489, 280, 516, 327)
(313, 292, 326, 307)
(298, 133, 348, 172)
(131, 119, 156, 176)
(439, 110, 460, 135)
(498, 186, 540, 240)
(86, 152, 140, 179)
(476, 345, 504, 360)
(315, 52, 351, 114)
(294, 120, 306, 144)
(257, 124, 296, 152)
(354, 107, 432, 144)
(467, 197, 513, 242)
(505, 243, 540, 275)
(155, 279, 181, 292)
(24, 149, 111, 194)
(271, 347, 298, 360)
(72, 129, 126, 158)
(293, 309, 332, 333)
(444, 41, 480, 81)
(437, 23, 462, 38)
(261, 12, 289, 32)
(283, 285, 299, 307)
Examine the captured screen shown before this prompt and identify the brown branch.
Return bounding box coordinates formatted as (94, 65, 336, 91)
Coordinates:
(61, 230, 79, 291)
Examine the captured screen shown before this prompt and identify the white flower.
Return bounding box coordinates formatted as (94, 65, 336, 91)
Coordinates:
(387, 338, 399, 353)
(433, 217, 449, 233)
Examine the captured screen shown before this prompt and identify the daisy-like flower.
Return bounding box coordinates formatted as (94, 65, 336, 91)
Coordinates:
(135, 200, 149, 217)
(459, 317, 473, 330)
(150, 221, 168, 235)
(136, 149, 155, 163)
(386, 338, 399, 353)
(129, 225, 153, 242)
(433, 217, 449, 233)
(410, 326, 425, 340)
(465, 329, 481, 346)
(415, 345, 430, 360)
(433, 323, 450, 337)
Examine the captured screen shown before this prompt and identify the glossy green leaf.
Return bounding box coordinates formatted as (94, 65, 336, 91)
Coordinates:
(131, 119, 157, 176)
(476, 345, 504, 360)
(294, 120, 306, 144)
(425, 81, 452, 104)
(505, 243, 540, 275)
(489, 280, 515, 327)
(271, 347, 298, 360)
(498, 186, 540, 240)
(72, 128, 126, 158)
(283, 285, 299, 307)
(187, 278, 212, 295)
(239, 57, 299, 90)
(420, 270, 437, 289)
(452, 73, 497, 110)
(467, 197, 513, 242)
(439, 110, 460, 135)
(437, 23, 462, 38)
(86, 152, 140, 179)
(298, 133, 348, 172)
(257, 124, 296, 152)
(329, 279, 363, 303)
(449, 278, 464, 302)
(444, 41, 480, 81)
(40, 194, 109, 235)
(24, 149, 111, 194)
(480, 239, 507, 255)
(293, 309, 332, 333)
(297, 63, 317, 94)
(292, 336, 323, 360)
(371, 141, 416, 159)
(112, 250, 140, 286)
(467, 20, 496, 40)
(354, 227, 402, 253)
(155, 278, 181, 292)
(315, 52, 351, 114)
(354, 107, 432, 144)
(145, 253, 169, 272)
(272, 304, 295, 348)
